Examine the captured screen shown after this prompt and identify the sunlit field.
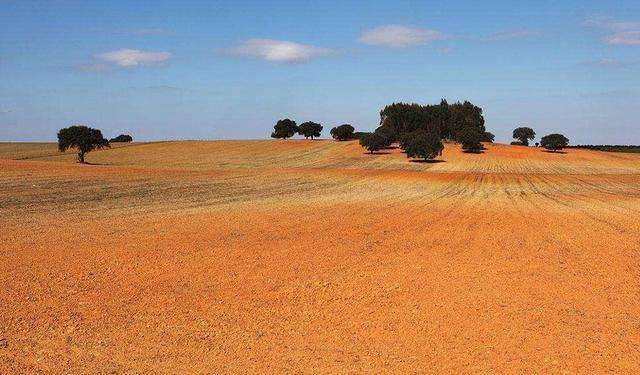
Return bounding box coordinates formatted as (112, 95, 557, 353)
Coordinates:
(2, 140, 640, 372)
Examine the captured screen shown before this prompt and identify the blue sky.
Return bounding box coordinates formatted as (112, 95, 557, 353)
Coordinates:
(1, 0, 639, 144)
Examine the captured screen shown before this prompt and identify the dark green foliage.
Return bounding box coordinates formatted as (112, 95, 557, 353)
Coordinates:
(353, 132, 369, 140)
(374, 125, 395, 147)
(567, 145, 640, 153)
(330, 124, 355, 141)
(510, 141, 525, 146)
(271, 119, 298, 139)
(512, 127, 536, 146)
(481, 131, 495, 143)
(359, 132, 387, 154)
(540, 133, 569, 152)
(379, 99, 485, 142)
(57, 125, 110, 163)
(109, 134, 133, 143)
(297, 121, 323, 139)
(458, 127, 484, 153)
(400, 127, 443, 161)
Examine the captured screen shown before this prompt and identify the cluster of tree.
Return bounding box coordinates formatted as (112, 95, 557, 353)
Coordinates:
(359, 100, 491, 160)
(378, 100, 490, 143)
(510, 127, 570, 152)
(57, 125, 110, 163)
(109, 134, 133, 143)
(271, 119, 323, 139)
(566, 145, 640, 153)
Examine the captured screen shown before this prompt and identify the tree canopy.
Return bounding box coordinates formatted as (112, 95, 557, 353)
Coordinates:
(540, 133, 569, 152)
(481, 131, 495, 143)
(359, 132, 386, 154)
(271, 119, 298, 139)
(330, 124, 355, 141)
(400, 127, 443, 161)
(512, 127, 536, 146)
(298, 121, 323, 139)
(57, 125, 110, 163)
(458, 127, 484, 153)
(379, 99, 485, 142)
(109, 134, 133, 143)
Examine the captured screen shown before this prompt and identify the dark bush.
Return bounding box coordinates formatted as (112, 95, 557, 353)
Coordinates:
(109, 134, 133, 143)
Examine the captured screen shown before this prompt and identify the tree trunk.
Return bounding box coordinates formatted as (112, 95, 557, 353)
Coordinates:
(78, 151, 85, 163)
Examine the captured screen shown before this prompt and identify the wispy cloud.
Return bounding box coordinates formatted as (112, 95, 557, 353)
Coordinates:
(96, 49, 172, 67)
(358, 25, 449, 48)
(585, 17, 640, 45)
(486, 30, 539, 41)
(228, 39, 335, 63)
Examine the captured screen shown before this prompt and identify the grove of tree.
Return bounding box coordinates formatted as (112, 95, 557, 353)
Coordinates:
(400, 127, 443, 161)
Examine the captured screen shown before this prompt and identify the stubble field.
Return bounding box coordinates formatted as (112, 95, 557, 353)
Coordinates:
(1, 140, 640, 372)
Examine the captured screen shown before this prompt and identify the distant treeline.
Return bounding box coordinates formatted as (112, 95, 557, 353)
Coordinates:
(566, 145, 640, 153)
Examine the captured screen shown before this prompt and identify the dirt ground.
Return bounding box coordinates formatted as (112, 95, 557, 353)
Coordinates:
(1, 140, 640, 372)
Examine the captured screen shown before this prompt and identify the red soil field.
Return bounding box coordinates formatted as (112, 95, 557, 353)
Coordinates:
(1, 140, 640, 372)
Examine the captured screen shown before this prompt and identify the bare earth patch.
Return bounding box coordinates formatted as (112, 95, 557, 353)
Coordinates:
(1, 140, 640, 372)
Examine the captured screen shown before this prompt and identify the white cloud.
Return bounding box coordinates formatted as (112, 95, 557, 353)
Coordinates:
(358, 25, 448, 48)
(487, 30, 539, 41)
(96, 49, 172, 67)
(229, 39, 334, 63)
(585, 17, 640, 46)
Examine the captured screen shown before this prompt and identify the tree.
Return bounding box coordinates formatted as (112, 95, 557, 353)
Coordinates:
(271, 119, 298, 139)
(512, 127, 536, 146)
(458, 127, 484, 153)
(359, 132, 386, 154)
(330, 124, 355, 141)
(297, 121, 323, 139)
(109, 134, 133, 143)
(481, 131, 495, 143)
(540, 133, 569, 152)
(374, 125, 395, 147)
(57, 125, 110, 163)
(401, 128, 443, 161)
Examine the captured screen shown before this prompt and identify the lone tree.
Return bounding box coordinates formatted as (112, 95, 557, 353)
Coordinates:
(298, 121, 323, 139)
(271, 119, 298, 139)
(359, 132, 386, 154)
(540, 133, 569, 152)
(330, 124, 355, 141)
(512, 127, 536, 146)
(57, 125, 110, 163)
(109, 134, 133, 143)
(401, 128, 443, 161)
(458, 127, 484, 153)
